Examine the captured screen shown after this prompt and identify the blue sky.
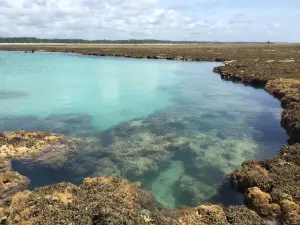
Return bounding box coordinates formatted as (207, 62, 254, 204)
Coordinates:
(0, 0, 299, 42)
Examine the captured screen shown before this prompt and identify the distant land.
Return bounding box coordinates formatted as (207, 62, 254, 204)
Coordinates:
(0, 37, 284, 44)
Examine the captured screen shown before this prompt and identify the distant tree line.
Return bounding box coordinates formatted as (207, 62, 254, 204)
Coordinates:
(0, 37, 274, 44)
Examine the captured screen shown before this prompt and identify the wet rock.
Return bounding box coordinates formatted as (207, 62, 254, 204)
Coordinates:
(231, 151, 300, 224)
(265, 78, 300, 107)
(0, 171, 29, 199)
(19, 136, 85, 169)
(0, 131, 62, 159)
(177, 205, 229, 225)
(0, 158, 10, 172)
(280, 199, 300, 225)
(225, 206, 269, 225)
(281, 103, 300, 143)
(0, 177, 233, 225)
(231, 160, 272, 192)
(246, 187, 281, 218)
(280, 144, 300, 166)
(0, 177, 158, 224)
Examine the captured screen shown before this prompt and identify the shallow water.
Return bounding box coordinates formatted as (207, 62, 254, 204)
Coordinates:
(0, 51, 287, 208)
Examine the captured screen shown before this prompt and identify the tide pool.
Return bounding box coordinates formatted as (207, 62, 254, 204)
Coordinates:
(0, 51, 288, 207)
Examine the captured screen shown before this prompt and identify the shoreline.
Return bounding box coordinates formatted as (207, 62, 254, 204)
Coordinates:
(0, 44, 300, 224)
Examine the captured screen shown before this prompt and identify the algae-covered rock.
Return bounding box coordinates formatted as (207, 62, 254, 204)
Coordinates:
(0, 177, 160, 225)
(177, 205, 229, 225)
(231, 160, 272, 192)
(246, 187, 281, 218)
(0, 177, 235, 225)
(0, 131, 62, 159)
(0, 171, 29, 199)
(280, 199, 300, 225)
(280, 144, 300, 166)
(225, 206, 269, 225)
(230, 145, 300, 224)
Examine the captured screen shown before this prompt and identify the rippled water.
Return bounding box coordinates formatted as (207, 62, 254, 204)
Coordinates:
(0, 51, 287, 207)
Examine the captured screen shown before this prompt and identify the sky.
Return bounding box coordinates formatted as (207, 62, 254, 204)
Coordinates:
(0, 0, 299, 42)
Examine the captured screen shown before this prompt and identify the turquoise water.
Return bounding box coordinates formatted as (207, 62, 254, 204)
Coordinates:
(0, 51, 287, 208)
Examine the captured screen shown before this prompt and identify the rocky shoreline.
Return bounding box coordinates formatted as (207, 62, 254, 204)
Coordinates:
(0, 44, 300, 224)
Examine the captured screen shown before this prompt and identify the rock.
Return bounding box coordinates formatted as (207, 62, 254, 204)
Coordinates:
(0, 177, 233, 225)
(225, 206, 269, 225)
(0, 131, 62, 159)
(0, 171, 29, 199)
(280, 200, 300, 224)
(178, 175, 217, 206)
(231, 160, 272, 192)
(245, 187, 281, 218)
(178, 205, 229, 225)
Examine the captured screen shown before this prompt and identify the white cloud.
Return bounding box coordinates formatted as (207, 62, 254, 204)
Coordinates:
(0, 0, 299, 42)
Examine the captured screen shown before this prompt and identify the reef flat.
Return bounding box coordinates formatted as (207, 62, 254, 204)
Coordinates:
(0, 44, 300, 224)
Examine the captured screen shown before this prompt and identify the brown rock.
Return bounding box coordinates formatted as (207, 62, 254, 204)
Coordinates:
(231, 160, 272, 192)
(246, 187, 281, 218)
(225, 206, 269, 225)
(280, 200, 300, 225)
(178, 205, 229, 225)
(0, 171, 29, 199)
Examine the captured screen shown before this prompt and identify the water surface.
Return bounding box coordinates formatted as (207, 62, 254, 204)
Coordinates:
(0, 51, 287, 207)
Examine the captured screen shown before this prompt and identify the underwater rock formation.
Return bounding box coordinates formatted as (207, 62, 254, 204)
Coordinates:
(0, 131, 90, 198)
(177, 175, 217, 206)
(0, 90, 29, 100)
(0, 113, 100, 138)
(0, 131, 86, 170)
(188, 132, 258, 174)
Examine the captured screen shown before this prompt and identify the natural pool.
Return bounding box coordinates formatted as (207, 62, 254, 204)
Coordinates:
(0, 51, 288, 208)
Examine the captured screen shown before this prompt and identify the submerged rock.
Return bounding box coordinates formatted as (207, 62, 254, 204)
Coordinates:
(177, 175, 217, 206)
(0, 90, 29, 100)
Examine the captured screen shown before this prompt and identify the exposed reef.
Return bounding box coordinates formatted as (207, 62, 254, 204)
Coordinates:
(0, 177, 269, 225)
(215, 58, 300, 224)
(0, 44, 300, 224)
